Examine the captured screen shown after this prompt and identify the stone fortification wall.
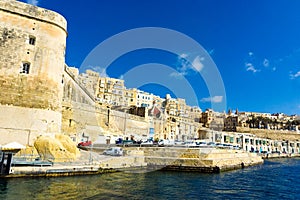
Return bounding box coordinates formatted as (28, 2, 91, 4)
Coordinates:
(0, 0, 67, 30)
(0, 105, 61, 145)
(62, 101, 102, 142)
(237, 127, 300, 141)
(62, 101, 150, 143)
(0, 0, 67, 111)
(0, 0, 67, 145)
(109, 109, 149, 138)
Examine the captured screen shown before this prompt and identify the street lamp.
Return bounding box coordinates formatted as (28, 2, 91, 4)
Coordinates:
(106, 106, 110, 127)
(123, 109, 127, 136)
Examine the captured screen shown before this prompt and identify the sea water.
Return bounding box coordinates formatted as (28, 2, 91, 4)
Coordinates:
(0, 158, 300, 199)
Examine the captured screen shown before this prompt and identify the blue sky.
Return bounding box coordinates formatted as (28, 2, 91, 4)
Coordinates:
(21, 0, 300, 115)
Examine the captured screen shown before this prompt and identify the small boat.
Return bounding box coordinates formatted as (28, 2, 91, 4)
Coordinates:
(12, 158, 53, 167)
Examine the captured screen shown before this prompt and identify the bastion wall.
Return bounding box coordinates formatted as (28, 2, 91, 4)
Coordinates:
(0, 0, 67, 145)
(237, 127, 300, 141)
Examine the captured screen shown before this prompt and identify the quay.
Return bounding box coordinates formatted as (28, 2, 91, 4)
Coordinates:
(260, 152, 300, 159)
(1, 146, 264, 178)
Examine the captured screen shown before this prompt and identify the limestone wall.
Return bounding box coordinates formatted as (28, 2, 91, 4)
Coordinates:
(134, 147, 263, 171)
(0, 0, 67, 111)
(0, 0, 67, 30)
(109, 109, 149, 138)
(0, 0, 67, 145)
(61, 101, 150, 143)
(0, 105, 60, 145)
(237, 127, 300, 141)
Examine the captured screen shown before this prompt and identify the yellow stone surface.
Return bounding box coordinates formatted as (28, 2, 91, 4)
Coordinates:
(34, 134, 80, 162)
(237, 127, 300, 141)
(15, 145, 39, 157)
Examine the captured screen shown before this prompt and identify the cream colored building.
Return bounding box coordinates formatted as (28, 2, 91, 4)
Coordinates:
(125, 88, 137, 107)
(96, 77, 126, 106)
(239, 111, 271, 118)
(161, 95, 202, 141)
(78, 69, 100, 96)
(136, 90, 154, 108)
(200, 109, 224, 130)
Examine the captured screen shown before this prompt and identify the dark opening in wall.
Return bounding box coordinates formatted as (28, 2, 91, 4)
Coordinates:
(29, 36, 36, 45)
(20, 62, 30, 74)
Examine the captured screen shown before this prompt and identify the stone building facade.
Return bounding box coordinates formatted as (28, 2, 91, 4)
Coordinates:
(0, 0, 67, 145)
(96, 77, 126, 106)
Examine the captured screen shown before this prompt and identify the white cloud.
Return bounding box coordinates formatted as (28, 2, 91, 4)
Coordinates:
(290, 71, 300, 79)
(169, 71, 186, 79)
(171, 54, 204, 78)
(294, 71, 300, 78)
(263, 58, 270, 67)
(27, 0, 39, 6)
(177, 53, 189, 75)
(179, 53, 188, 59)
(191, 56, 204, 72)
(201, 96, 223, 103)
(119, 74, 124, 80)
(208, 49, 214, 55)
(245, 62, 260, 73)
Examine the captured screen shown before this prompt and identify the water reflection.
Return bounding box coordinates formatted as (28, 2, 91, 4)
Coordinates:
(0, 179, 8, 195)
(0, 159, 300, 199)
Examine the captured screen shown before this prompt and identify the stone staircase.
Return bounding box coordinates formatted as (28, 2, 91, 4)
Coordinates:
(125, 147, 263, 172)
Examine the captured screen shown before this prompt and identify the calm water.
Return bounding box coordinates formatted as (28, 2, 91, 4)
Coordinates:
(1, 158, 300, 200)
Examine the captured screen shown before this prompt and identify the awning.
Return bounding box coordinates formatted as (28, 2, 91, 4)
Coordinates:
(0, 142, 26, 151)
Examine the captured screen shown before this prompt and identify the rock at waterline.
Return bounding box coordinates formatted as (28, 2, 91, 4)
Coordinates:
(34, 134, 80, 162)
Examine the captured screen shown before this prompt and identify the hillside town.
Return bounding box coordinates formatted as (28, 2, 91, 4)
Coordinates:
(75, 68, 300, 136)
(0, 0, 299, 177)
(68, 68, 300, 153)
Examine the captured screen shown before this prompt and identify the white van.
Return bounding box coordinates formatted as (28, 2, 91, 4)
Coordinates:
(158, 139, 174, 146)
(103, 147, 123, 156)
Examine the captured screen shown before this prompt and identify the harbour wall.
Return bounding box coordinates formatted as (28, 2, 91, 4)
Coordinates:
(5, 147, 263, 177)
(132, 147, 263, 172)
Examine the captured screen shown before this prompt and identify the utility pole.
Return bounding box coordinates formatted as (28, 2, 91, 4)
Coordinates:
(124, 110, 127, 136)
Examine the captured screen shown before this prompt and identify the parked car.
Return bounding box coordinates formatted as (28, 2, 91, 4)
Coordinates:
(223, 144, 233, 149)
(207, 142, 216, 147)
(115, 138, 123, 145)
(197, 141, 207, 147)
(216, 143, 225, 148)
(122, 140, 134, 145)
(141, 140, 153, 146)
(103, 147, 123, 156)
(115, 138, 134, 146)
(78, 141, 92, 147)
(158, 139, 174, 146)
(174, 140, 185, 145)
(184, 140, 207, 147)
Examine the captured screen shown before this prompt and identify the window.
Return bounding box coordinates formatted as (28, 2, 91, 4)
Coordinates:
(20, 62, 30, 74)
(29, 36, 36, 45)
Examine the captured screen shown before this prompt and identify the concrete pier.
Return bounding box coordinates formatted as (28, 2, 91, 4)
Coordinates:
(2, 147, 264, 178)
(137, 147, 263, 172)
